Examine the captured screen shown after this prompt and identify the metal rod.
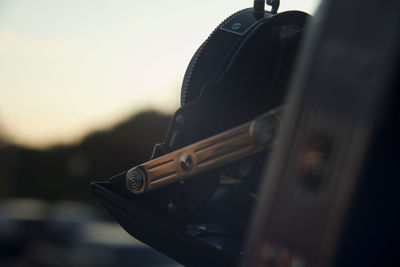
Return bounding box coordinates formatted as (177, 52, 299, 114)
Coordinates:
(126, 107, 283, 194)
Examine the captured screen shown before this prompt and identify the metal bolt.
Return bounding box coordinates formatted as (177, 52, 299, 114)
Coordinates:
(231, 22, 242, 30)
(126, 170, 143, 191)
(180, 154, 193, 171)
(253, 119, 275, 145)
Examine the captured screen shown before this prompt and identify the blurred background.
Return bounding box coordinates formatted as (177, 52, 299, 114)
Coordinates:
(0, 0, 319, 266)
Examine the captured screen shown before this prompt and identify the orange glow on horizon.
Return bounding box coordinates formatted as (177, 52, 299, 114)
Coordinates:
(0, 0, 319, 149)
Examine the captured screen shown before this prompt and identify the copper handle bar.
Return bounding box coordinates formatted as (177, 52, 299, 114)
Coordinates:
(126, 107, 283, 194)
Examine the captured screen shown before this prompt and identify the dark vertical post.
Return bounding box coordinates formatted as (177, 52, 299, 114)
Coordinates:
(243, 0, 400, 266)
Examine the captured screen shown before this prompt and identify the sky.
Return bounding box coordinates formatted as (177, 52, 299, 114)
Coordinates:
(0, 0, 319, 148)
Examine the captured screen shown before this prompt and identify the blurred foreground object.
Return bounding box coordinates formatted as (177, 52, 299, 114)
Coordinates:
(244, 0, 400, 266)
(92, 0, 400, 266)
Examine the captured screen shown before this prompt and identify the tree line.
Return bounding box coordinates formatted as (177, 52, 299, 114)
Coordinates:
(0, 110, 171, 207)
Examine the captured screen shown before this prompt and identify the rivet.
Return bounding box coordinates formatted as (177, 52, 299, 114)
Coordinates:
(180, 154, 193, 171)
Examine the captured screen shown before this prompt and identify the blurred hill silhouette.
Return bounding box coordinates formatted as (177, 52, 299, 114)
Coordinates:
(0, 110, 171, 205)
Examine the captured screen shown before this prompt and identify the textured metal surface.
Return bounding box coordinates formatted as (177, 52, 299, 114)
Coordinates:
(181, 8, 253, 105)
(126, 108, 282, 194)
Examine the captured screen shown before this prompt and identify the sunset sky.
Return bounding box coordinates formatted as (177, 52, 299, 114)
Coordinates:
(0, 0, 319, 148)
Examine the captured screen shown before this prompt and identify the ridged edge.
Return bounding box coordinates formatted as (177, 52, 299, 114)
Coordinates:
(180, 8, 252, 106)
